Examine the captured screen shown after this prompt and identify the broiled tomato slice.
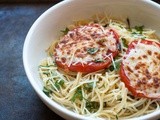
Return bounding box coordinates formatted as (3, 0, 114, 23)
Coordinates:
(54, 23, 119, 73)
(120, 40, 160, 99)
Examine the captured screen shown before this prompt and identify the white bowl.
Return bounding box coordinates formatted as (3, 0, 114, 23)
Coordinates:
(23, 0, 160, 119)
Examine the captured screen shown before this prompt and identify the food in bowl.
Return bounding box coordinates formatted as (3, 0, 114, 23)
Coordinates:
(38, 14, 160, 119)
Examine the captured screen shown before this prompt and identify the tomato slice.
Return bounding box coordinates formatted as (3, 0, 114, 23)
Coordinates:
(120, 39, 160, 99)
(54, 23, 119, 73)
(56, 49, 118, 73)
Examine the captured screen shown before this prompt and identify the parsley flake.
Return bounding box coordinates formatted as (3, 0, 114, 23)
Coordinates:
(61, 27, 69, 35)
(121, 38, 128, 48)
(54, 79, 64, 90)
(86, 101, 100, 112)
(71, 87, 83, 102)
(134, 25, 144, 34)
(84, 82, 94, 91)
(87, 47, 99, 55)
(43, 86, 52, 96)
(94, 58, 104, 63)
(108, 60, 121, 71)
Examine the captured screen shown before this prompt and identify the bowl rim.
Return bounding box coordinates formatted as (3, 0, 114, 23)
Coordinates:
(23, 0, 160, 120)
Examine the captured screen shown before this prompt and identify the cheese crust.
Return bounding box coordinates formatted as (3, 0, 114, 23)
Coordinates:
(122, 40, 160, 98)
(55, 23, 118, 67)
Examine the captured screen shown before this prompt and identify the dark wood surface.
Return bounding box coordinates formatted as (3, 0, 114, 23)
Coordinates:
(0, 2, 64, 120)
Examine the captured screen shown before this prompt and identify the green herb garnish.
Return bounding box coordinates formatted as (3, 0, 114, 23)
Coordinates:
(115, 61, 121, 70)
(71, 87, 83, 102)
(108, 65, 114, 71)
(39, 65, 55, 68)
(131, 31, 137, 35)
(84, 82, 94, 91)
(108, 60, 121, 71)
(43, 86, 52, 96)
(118, 25, 123, 29)
(141, 36, 146, 40)
(134, 25, 144, 34)
(86, 101, 100, 112)
(121, 38, 128, 47)
(61, 27, 69, 35)
(131, 31, 146, 39)
(95, 58, 104, 63)
(87, 47, 99, 55)
(54, 79, 64, 90)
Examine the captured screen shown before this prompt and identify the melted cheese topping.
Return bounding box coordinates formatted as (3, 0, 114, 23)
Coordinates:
(55, 23, 117, 66)
(123, 40, 160, 97)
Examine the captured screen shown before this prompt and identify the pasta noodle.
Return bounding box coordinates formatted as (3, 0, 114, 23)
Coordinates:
(39, 14, 160, 120)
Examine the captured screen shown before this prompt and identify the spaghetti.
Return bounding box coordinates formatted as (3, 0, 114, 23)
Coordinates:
(39, 14, 160, 120)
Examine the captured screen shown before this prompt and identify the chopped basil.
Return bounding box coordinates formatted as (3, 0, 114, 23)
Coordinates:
(94, 58, 104, 63)
(84, 82, 94, 91)
(71, 87, 83, 102)
(51, 71, 57, 76)
(115, 61, 121, 70)
(86, 101, 100, 112)
(141, 36, 146, 40)
(42, 72, 50, 75)
(134, 25, 144, 34)
(121, 38, 128, 48)
(118, 25, 123, 29)
(39, 65, 55, 68)
(108, 65, 114, 71)
(87, 47, 99, 55)
(54, 79, 64, 90)
(109, 60, 121, 71)
(61, 27, 69, 35)
(131, 31, 146, 39)
(131, 31, 137, 35)
(43, 86, 52, 96)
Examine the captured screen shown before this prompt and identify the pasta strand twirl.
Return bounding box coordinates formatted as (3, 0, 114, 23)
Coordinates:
(39, 14, 160, 120)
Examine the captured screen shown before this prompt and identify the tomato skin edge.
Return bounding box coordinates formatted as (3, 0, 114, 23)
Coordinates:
(119, 63, 147, 98)
(55, 47, 119, 73)
(56, 59, 112, 73)
(120, 39, 160, 99)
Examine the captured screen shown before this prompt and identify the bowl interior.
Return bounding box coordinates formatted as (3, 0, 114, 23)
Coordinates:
(23, 0, 160, 119)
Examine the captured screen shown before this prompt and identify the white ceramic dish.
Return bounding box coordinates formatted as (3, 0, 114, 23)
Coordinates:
(23, 0, 160, 119)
